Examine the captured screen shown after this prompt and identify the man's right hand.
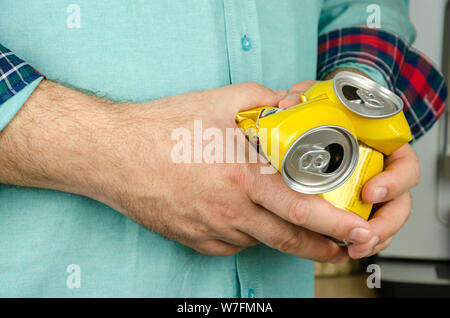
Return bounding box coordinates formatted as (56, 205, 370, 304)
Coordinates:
(0, 80, 376, 263)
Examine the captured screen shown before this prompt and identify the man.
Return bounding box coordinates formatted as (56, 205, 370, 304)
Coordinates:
(0, 0, 446, 297)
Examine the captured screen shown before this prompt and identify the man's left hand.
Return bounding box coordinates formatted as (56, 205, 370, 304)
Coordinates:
(278, 79, 420, 260)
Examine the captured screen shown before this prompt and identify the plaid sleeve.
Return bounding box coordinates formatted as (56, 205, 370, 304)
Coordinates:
(317, 26, 447, 141)
(0, 43, 44, 105)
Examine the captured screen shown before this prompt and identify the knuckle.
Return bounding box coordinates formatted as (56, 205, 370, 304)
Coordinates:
(276, 232, 304, 254)
(232, 164, 264, 204)
(244, 81, 265, 93)
(228, 164, 250, 192)
(189, 222, 210, 239)
(243, 82, 272, 99)
(287, 199, 310, 225)
(216, 205, 240, 221)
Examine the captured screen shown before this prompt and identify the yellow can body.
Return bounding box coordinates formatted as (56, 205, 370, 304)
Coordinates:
(319, 144, 384, 220)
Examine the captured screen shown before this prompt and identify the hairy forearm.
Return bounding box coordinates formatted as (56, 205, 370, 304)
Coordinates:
(0, 80, 128, 199)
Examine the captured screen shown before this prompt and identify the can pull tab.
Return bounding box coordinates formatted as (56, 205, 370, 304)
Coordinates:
(298, 150, 331, 172)
(352, 88, 385, 109)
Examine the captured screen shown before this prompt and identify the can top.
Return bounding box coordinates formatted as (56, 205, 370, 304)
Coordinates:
(281, 126, 359, 194)
(333, 71, 403, 119)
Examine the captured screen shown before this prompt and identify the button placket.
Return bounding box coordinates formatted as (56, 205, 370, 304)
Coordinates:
(223, 0, 262, 84)
(223, 0, 263, 298)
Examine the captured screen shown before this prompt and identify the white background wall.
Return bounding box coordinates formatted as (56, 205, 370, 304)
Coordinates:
(410, 0, 446, 66)
(380, 0, 450, 259)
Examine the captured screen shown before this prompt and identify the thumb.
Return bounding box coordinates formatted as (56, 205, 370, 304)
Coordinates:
(228, 82, 285, 112)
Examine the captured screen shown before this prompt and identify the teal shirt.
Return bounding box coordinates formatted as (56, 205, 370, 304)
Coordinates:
(0, 0, 414, 297)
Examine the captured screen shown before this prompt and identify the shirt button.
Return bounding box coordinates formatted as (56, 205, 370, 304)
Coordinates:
(248, 288, 255, 298)
(241, 35, 252, 51)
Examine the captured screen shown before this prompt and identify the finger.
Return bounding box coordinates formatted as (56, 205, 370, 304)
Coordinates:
(347, 192, 411, 259)
(278, 80, 318, 108)
(369, 192, 411, 243)
(289, 80, 319, 94)
(212, 228, 260, 248)
(216, 82, 285, 127)
(370, 236, 394, 256)
(274, 89, 288, 99)
(349, 236, 394, 259)
(247, 168, 373, 244)
(362, 144, 420, 204)
(238, 203, 349, 263)
(227, 82, 284, 112)
(194, 239, 245, 256)
(278, 93, 303, 108)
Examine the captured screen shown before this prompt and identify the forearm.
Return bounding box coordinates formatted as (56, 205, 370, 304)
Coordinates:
(0, 80, 129, 200)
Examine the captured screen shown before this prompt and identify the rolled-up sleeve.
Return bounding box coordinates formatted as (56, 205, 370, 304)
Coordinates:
(317, 0, 447, 141)
(0, 43, 44, 131)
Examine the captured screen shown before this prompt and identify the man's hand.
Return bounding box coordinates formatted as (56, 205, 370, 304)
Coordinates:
(354, 144, 419, 258)
(0, 80, 376, 263)
(279, 77, 419, 259)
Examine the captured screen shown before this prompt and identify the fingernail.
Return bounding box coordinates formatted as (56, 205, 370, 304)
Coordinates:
(348, 228, 371, 244)
(330, 256, 348, 264)
(372, 187, 387, 202)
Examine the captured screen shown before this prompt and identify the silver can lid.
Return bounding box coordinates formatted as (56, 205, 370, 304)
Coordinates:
(333, 71, 403, 118)
(281, 126, 359, 194)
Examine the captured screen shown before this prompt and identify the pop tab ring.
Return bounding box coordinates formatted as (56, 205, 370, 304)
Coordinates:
(333, 71, 404, 119)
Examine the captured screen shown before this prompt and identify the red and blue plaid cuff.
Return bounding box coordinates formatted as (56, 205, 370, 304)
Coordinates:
(0, 44, 44, 105)
(317, 26, 447, 141)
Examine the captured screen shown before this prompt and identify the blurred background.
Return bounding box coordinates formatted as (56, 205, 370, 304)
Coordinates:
(315, 0, 450, 298)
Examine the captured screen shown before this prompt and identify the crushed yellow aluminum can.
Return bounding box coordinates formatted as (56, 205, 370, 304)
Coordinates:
(235, 71, 412, 220)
